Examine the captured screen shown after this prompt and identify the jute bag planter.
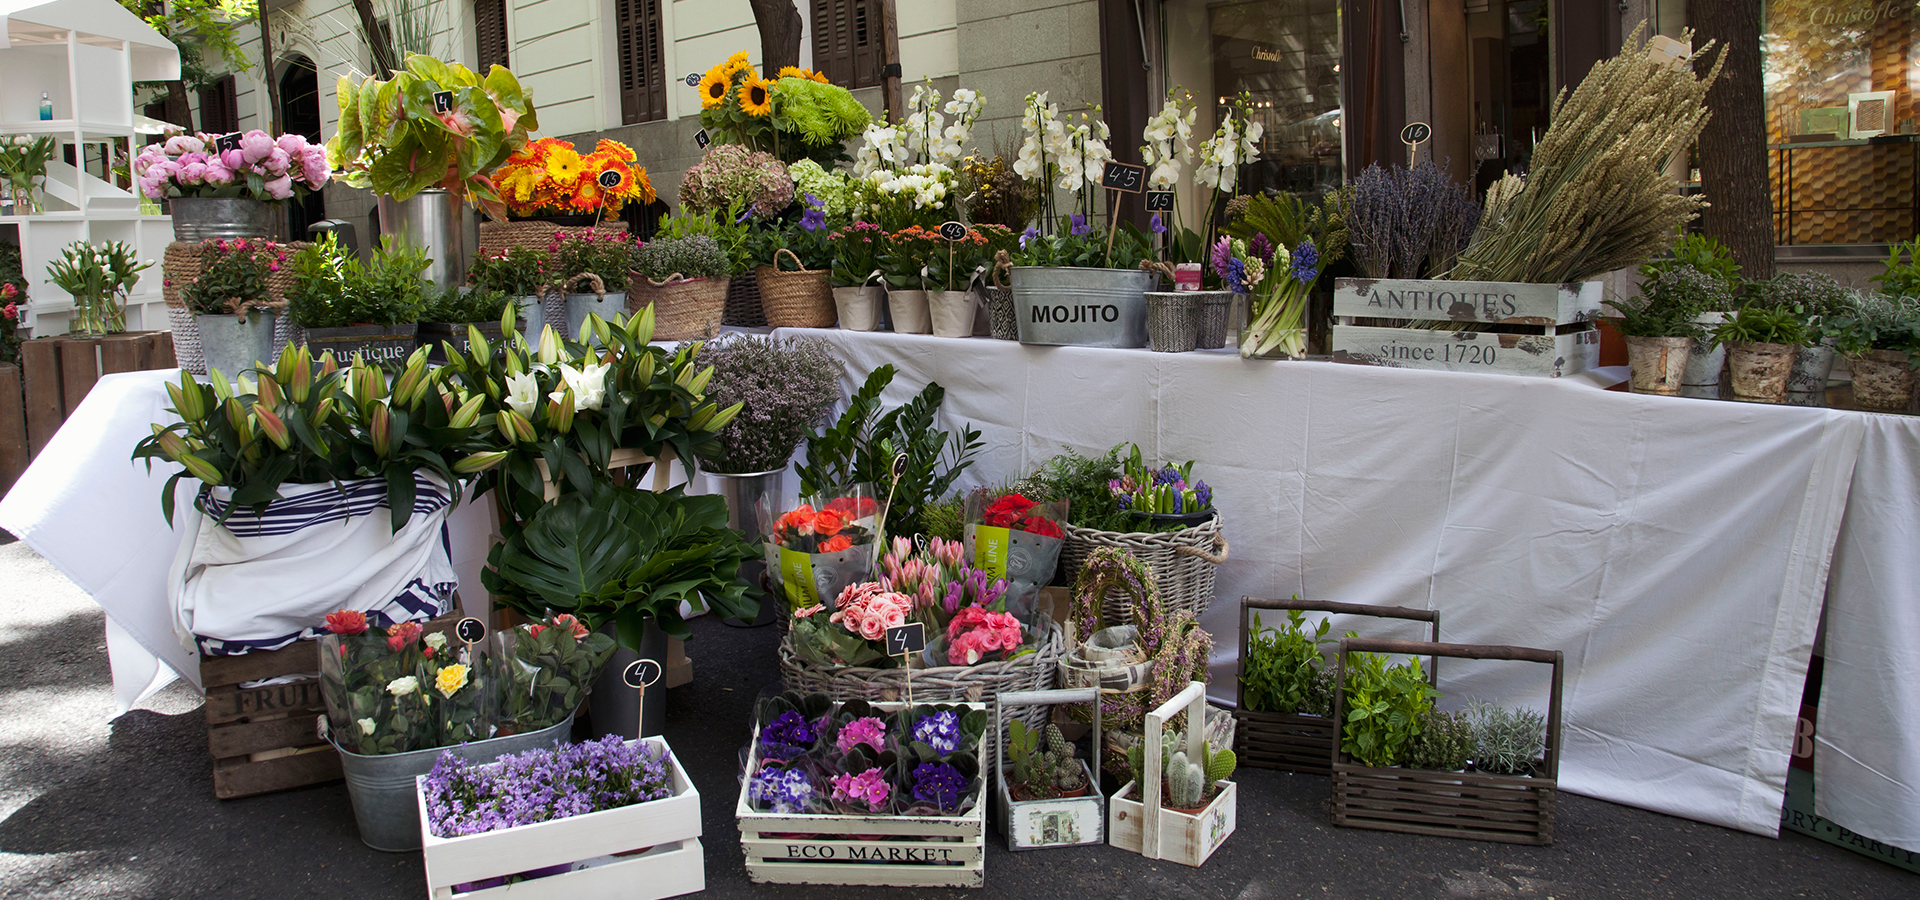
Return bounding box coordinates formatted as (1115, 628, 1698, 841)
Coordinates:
(1058, 514, 1228, 623)
(929, 288, 979, 338)
(1724, 341, 1797, 403)
(628, 272, 728, 341)
(1625, 335, 1692, 396)
(984, 254, 1019, 340)
(756, 249, 836, 328)
(889, 288, 932, 334)
(832, 283, 884, 331)
(164, 240, 305, 375)
(722, 268, 766, 326)
(1145, 292, 1199, 353)
(1849, 349, 1917, 411)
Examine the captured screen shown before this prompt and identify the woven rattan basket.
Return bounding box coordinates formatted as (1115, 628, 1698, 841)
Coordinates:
(1058, 515, 1228, 624)
(777, 617, 1066, 737)
(163, 240, 306, 374)
(756, 248, 836, 328)
(721, 269, 765, 327)
(477, 220, 626, 255)
(627, 273, 729, 341)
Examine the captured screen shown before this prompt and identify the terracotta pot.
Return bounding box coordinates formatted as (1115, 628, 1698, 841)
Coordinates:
(1849, 349, 1917, 411)
(1724, 340, 1797, 403)
(1625, 335, 1692, 396)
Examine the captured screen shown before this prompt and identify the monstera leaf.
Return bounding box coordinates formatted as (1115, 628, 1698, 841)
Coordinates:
(483, 483, 757, 652)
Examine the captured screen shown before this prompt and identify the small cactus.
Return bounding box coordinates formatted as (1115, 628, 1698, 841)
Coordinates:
(1010, 720, 1086, 798)
(1166, 751, 1206, 808)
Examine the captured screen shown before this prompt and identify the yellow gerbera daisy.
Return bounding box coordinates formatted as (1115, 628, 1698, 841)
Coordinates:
(545, 145, 585, 185)
(739, 72, 773, 117)
(698, 65, 732, 109)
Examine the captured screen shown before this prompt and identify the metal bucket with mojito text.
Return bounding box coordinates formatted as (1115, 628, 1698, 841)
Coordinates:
(1010, 266, 1154, 348)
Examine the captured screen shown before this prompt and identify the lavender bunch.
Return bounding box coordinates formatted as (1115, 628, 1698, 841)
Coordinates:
(422, 736, 675, 838)
(1347, 161, 1480, 280)
(693, 334, 839, 474)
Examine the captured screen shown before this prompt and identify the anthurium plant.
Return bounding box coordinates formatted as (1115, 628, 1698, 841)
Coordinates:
(327, 54, 537, 219)
(131, 343, 508, 532)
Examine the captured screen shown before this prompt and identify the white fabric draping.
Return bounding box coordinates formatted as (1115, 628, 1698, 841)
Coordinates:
(778, 328, 1872, 839)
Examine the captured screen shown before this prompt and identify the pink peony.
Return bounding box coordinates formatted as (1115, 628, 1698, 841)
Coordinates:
(164, 135, 205, 155)
(275, 133, 308, 157)
(239, 130, 275, 165)
(263, 174, 293, 200)
(176, 161, 206, 185)
(298, 147, 330, 189)
(203, 161, 235, 185)
(263, 146, 291, 177)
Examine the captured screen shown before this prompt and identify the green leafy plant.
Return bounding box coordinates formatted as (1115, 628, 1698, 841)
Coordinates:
(633, 234, 728, 282)
(287, 234, 431, 328)
(1465, 700, 1546, 776)
(920, 492, 965, 542)
(1013, 445, 1132, 532)
(1340, 651, 1437, 768)
(1406, 708, 1473, 771)
(1603, 265, 1725, 339)
(1712, 303, 1809, 348)
(178, 239, 286, 316)
(1830, 291, 1920, 359)
(1012, 216, 1153, 271)
(493, 614, 615, 734)
(421, 285, 513, 324)
(1640, 230, 1742, 290)
(467, 245, 550, 296)
(1241, 608, 1334, 715)
(796, 364, 982, 540)
(650, 208, 752, 273)
(327, 53, 538, 217)
(1006, 720, 1088, 800)
(1870, 237, 1920, 299)
(481, 482, 757, 653)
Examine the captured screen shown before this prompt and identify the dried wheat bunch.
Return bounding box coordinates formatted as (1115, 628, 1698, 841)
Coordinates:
(1449, 23, 1725, 284)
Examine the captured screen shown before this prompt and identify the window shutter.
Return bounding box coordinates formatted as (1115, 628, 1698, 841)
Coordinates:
(199, 76, 238, 135)
(617, 0, 666, 124)
(812, 0, 881, 89)
(475, 0, 509, 72)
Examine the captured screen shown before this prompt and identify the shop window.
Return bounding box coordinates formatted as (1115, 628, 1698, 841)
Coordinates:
(474, 0, 510, 73)
(616, 0, 667, 124)
(198, 75, 238, 135)
(813, 0, 882, 89)
(1764, 1, 1920, 244)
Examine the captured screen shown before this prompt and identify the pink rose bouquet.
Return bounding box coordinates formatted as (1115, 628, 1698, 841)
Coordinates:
(134, 131, 330, 202)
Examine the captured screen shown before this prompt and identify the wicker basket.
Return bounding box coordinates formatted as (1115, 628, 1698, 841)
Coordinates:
(756, 249, 835, 328)
(722, 269, 766, 327)
(777, 618, 1066, 738)
(1193, 291, 1234, 349)
(627, 273, 729, 341)
(163, 240, 306, 374)
(1058, 515, 1227, 623)
(477, 220, 626, 255)
(1145, 292, 1199, 353)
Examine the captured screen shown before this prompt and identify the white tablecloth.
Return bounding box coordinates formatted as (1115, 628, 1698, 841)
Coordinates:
(772, 328, 1911, 843)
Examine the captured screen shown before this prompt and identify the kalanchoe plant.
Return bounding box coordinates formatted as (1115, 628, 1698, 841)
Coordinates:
(1108, 444, 1213, 518)
(422, 735, 675, 838)
(549, 229, 643, 290)
(1240, 608, 1335, 716)
(467, 246, 551, 297)
(492, 614, 614, 734)
(827, 221, 886, 287)
(318, 613, 437, 755)
(1007, 719, 1088, 800)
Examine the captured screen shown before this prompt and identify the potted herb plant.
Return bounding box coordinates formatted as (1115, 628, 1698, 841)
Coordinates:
(287, 234, 428, 366)
(827, 221, 886, 330)
(1833, 291, 1920, 412)
(1751, 270, 1852, 401)
(327, 54, 538, 286)
(631, 227, 731, 341)
(45, 240, 150, 336)
(1602, 264, 1721, 396)
(1636, 234, 1747, 398)
(1712, 304, 1807, 404)
(134, 131, 331, 241)
(466, 245, 550, 337)
(549, 230, 641, 339)
(417, 285, 516, 363)
(176, 238, 289, 377)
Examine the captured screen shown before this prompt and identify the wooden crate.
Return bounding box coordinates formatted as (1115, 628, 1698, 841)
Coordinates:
(1234, 597, 1439, 775)
(1108, 682, 1236, 867)
(737, 702, 987, 888)
(991, 687, 1104, 850)
(1331, 278, 1601, 378)
(1329, 638, 1564, 846)
(18, 332, 171, 455)
(0, 363, 26, 494)
(416, 736, 704, 900)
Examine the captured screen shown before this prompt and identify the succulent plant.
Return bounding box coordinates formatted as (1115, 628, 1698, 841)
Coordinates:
(1008, 720, 1086, 799)
(1126, 726, 1236, 810)
(1465, 700, 1546, 776)
(1406, 708, 1473, 771)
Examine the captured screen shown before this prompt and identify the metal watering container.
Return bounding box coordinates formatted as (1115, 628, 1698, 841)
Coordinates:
(332, 715, 574, 852)
(1010, 266, 1155, 348)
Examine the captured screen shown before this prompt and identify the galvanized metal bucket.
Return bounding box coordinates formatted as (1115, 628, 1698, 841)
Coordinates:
(566, 291, 628, 341)
(377, 189, 470, 291)
(1010, 266, 1153, 348)
(170, 197, 275, 243)
(194, 310, 276, 378)
(334, 715, 573, 852)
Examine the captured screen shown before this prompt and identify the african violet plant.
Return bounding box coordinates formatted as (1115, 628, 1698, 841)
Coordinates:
(744, 693, 987, 817)
(327, 54, 538, 219)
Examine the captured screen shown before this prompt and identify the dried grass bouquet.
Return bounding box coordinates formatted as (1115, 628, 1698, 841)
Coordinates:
(693, 334, 840, 474)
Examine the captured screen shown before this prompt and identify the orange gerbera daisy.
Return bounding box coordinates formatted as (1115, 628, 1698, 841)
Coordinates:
(739, 72, 773, 117)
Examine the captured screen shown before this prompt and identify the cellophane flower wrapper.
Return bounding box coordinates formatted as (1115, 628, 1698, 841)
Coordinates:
(962, 490, 1069, 623)
(428, 644, 495, 745)
(889, 703, 989, 817)
(765, 484, 882, 612)
(787, 594, 904, 668)
(491, 617, 616, 734)
(319, 628, 436, 755)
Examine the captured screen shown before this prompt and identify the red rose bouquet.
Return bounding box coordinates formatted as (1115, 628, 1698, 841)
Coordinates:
(961, 489, 1069, 621)
(318, 610, 440, 755)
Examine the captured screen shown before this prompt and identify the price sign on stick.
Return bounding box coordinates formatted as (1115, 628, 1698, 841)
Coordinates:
(1100, 161, 1147, 193)
(684, 73, 702, 87)
(455, 617, 486, 646)
(1144, 191, 1174, 211)
(623, 658, 663, 738)
(875, 452, 910, 568)
(216, 133, 241, 153)
(886, 623, 926, 705)
(694, 129, 711, 149)
(597, 169, 623, 189)
(433, 90, 455, 114)
(938, 221, 967, 291)
(1401, 121, 1431, 167)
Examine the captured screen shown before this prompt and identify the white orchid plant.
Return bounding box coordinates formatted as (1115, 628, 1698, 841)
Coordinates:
(852, 80, 984, 225)
(1196, 92, 1263, 198)
(1015, 91, 1115, 233)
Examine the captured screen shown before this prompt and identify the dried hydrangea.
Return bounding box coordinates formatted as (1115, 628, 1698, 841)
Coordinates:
(679, 144, 793, 218)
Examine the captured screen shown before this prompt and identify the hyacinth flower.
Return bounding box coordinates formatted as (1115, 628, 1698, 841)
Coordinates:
(1243, 236, 1317, 360)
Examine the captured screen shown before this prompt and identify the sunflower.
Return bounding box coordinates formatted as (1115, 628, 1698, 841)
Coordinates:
(722, 50, 753, 77)
(698, 65, 732, 109)
(739, 72, 773, 117)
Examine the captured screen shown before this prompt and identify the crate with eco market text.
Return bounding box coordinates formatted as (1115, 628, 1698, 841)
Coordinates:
(1331, 278, 1601, 378)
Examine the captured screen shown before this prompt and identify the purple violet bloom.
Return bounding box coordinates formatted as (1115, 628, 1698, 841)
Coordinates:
(1020, 225, 1037, 249)
(760, 710, 818, 760)
(911, 710, 961, 755)
(799, 193, 827, 231)
(1070, 213, 1090, 236)
(748, 766, 814, 813)
(1249, 233, 1275, 264)
(911, 761, 969, 811)
(1149, 212, 1166, 235)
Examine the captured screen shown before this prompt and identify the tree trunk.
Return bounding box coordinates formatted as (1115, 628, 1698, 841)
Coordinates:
(747, 0, 802, 77)
(258, 6, 282, 135)
(351, 0, 398, 78)
(164, 81, 191, 129)
(1690, 0, 1774, 279)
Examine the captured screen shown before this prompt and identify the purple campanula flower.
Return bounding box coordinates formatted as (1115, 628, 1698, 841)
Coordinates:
(1020, 225, 1037, 249)
(799, 193, 827, 231)
(1070, 213, 1089, 236)
(1150, 212, 1166, 235)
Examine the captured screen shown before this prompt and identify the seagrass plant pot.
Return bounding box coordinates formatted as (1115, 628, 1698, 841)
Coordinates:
(1624, 335, 1692, 396)
(1725, 341, 1797, 403)
(1849, 349, 1917, 411)
(832, 285, 883, 331)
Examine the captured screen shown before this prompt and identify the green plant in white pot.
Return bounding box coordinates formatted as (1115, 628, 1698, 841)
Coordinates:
(1603, 265, 1717, 396)
(1712, 304, 1807, 404)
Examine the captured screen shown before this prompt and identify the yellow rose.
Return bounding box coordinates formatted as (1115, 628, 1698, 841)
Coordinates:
(435, 663, 470, 698)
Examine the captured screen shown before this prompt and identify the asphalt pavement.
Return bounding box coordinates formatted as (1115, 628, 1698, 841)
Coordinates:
(0, 533, 1913, 900)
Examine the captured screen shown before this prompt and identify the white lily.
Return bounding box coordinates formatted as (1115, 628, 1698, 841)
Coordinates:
(535, 325, 564, 364)
(559, 361, 610, 411)
(504, 371, 539, 419)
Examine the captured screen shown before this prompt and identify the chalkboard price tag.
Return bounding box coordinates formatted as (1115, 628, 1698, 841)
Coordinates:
(890, 451, 909, 480)
(597, 169, 623, 189)
(1100, 161, 1147, 193)
(623, 658, 663, 689)
(1401, 122, 1432, 144)
(216, 133, 241, 153)
(694, 129, 710, 149)
(433, 90, 455, 114)
(886, 622, 927, 656)
(938, 221, 967, 242)
(1144, 191, 1174, 211)
(455, 617, 486, 644)
(684, 72, 702, 87)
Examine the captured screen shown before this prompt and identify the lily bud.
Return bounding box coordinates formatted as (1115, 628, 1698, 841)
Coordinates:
(255, 373, 281, 408)
(273, 343, 299, 386)
(369, 404, 391, 457)
(498, 407, 537, 443)
(317, 351, 339, 377)
(705, 401, 743, 433)
(627, 303, 656, 345)
(167, 373, 206, 422)
(313, 397, 336, 426)
(289, 353, 312, 403)
(687, 365, 714, 396)
(179, 452, 225, 486)
(156, 429, 190, 462)
(225, 398, 253, 443)
(546, 389, 575, 434)
(393, 353, 429, 408)
(468, 324, 490, 368)
(536, 325, 563, 364)
(253, 405, 291, 449)
(449, 393, 485, 429)
(209, 368, 235, 401)
(452, 450, 511, 474)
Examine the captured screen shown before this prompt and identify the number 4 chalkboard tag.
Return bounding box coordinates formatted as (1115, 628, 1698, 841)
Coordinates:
(1100, 161, 1146, 193)
(695, 129, 710, 149)
(433, 90, 455, 114)
(886, 623, 926, 705)
(623, 658, 663, 737)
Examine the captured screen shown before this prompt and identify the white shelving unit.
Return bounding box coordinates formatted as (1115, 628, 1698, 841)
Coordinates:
(0, 0, 180, 336)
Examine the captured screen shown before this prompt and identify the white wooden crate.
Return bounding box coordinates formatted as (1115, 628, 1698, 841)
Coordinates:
(1106, 682, 1237, 867)
(1333, 278, 1601, 325)
(737, 702, 988, 888)
(415, 736, 704, 900)
(1331, 277, 1601, 379)
(1330, 325, 1600, 378)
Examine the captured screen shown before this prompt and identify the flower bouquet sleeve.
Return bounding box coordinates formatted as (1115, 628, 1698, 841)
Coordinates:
(424, 632, 494, 745)
(892, 704, 989, 816)
(961, 489, 1069, 622)
(319, 614, 437, 755)
(764, 483, 881, 613)
(491, 614, 615, 734)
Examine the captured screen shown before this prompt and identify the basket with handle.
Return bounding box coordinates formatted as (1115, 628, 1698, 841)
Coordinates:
(983, 251, 1019, 340)
(163, 240, 307, 374)
(1058, 514, 1228, 623)
(477, 220, 626, 254)
(627, 270, 729, 341)
(1107, 680, 1237, 866)
(755, 247, 836, 328)
(1233, 596, 1438, 775)
(721, 267, 765, 326)
(1329, 638, 1563, 846)
(992, 686, 1104, 850)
